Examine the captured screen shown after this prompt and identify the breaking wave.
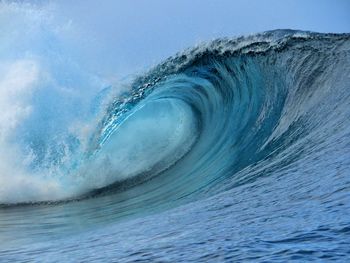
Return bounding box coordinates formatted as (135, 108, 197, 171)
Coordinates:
(0, 5, 349, 215)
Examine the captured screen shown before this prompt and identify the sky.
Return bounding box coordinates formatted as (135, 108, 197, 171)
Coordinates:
(9, 0, 350, 79)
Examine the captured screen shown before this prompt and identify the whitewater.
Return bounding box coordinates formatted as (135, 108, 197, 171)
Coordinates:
(1, 3, 350, 262)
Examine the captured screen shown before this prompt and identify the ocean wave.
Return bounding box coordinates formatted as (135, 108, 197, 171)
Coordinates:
(1, 22, 349, 208)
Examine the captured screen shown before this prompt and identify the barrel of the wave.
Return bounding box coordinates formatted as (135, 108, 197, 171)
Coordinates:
(77, 92, 198, 193)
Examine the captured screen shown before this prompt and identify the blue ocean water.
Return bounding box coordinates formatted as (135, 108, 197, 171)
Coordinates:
(0, 4, 350, 262)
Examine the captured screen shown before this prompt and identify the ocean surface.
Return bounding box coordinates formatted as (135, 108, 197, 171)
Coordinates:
(0, 6, 350, 262)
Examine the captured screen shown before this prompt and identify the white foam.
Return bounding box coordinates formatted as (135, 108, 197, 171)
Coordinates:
(0, 59, 69, 203)
(0, 3, 94, 203)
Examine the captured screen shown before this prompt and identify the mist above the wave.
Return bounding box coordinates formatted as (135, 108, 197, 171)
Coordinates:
(0, 2, 115, 203)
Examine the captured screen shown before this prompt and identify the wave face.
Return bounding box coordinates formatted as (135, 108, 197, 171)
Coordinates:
(2, 29, 349, 206)
(3, 29, 349, 205)
(0, 6, 350, 262)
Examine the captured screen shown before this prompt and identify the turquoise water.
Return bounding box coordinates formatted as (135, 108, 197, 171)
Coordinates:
(0, 23, 349, 262)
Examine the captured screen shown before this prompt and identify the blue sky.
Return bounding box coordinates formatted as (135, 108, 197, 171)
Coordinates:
(49, 0, 350, 78)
